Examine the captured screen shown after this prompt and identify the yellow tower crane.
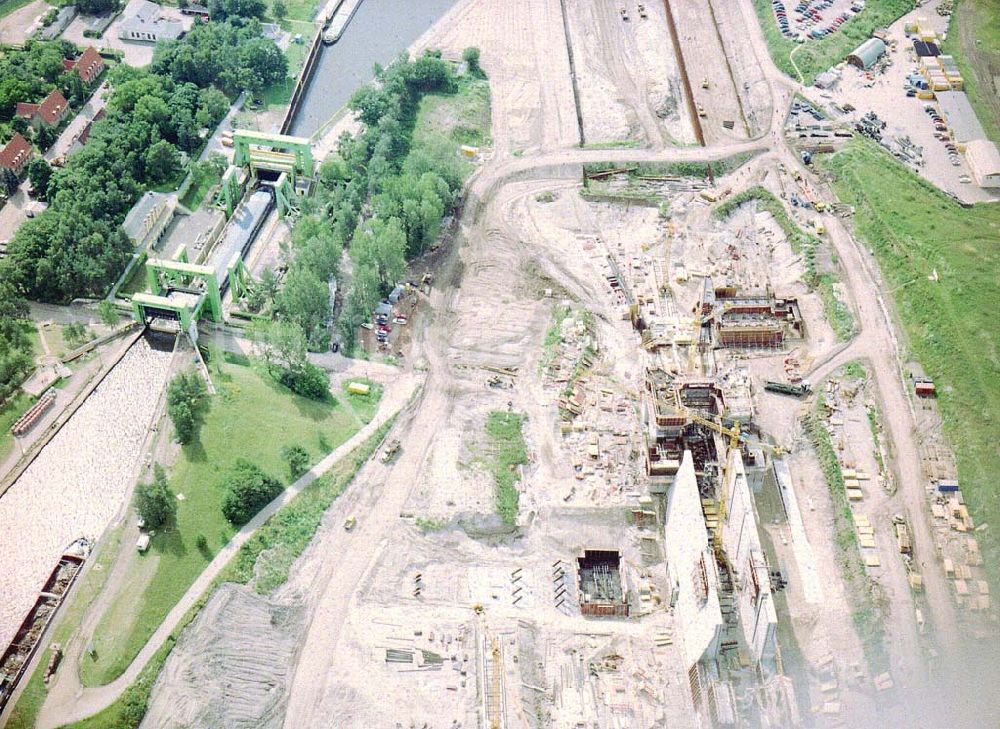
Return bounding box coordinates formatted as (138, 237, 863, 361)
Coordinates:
(680, 408, 785, 556)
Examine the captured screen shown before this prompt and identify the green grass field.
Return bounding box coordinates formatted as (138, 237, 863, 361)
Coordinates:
(55, 420, 392, 729)
(485, 411, 528, 525)
(411, 75, 492, 183)
(262, 39, 310, 110)
(0, 0, 35, 19)
(941, 0, 1000, 144)
(179, 165, 222, 211)
(0, 390, 33, 463)
(751, 0, 914, 84)
(221, 415, 394, 593)
(270, 0, 320, 25)
(78, 356, 376, 687)
(822, 139, 1000, 581)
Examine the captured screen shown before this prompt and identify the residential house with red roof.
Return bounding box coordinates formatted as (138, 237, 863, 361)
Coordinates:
(16, 89, 70, 130)
(62, 47, 105, 85)
(0, 133, 33, 175)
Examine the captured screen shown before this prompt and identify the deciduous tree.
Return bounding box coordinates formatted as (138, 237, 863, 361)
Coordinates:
(221, 459, 282, 525)
(134, 463, 176, 529)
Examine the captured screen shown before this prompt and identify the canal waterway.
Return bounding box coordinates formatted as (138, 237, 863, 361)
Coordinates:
(290, 0, 460, 138)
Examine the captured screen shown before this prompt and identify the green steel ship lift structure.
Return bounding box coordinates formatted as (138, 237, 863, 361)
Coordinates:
(132, 130, 316, 331)
(220, 130, 314, 219)
(131, 247, 222, 337)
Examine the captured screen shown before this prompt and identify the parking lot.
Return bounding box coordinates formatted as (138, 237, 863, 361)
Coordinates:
(770, 0, 866, 41)
(60, 0, 196, 67)
(802, 0, 999, 203)
(0, 0, 51, 45)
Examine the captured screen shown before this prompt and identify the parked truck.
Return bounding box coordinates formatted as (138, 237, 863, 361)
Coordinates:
(764, 380, 812, 398)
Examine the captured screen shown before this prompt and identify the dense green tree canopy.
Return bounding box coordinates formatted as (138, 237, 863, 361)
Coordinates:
(167, 371, 210, 445)
(0, 24, 283, 303)
(134, 464, 176, 529)
(221, 459, 283, 525)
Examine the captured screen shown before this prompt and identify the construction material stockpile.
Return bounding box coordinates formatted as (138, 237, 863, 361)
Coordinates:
(10, 389, 57, 436)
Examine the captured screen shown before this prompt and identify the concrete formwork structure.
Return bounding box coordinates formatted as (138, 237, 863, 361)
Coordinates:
(665, 451, 723, 668)
(722, 450, 778, 671)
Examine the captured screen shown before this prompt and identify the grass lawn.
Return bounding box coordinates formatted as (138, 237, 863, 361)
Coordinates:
(411, 74, 491, 184)
(822, 138, 1000, 582)
(178, 164, 222, 211)
(751, 0, 914, 85)
(149, 165, 188, 194)
(341, 378, 383, 422)
(221, 416, 395, 593)
(78, 355, 377, 687)
(262, 40, 310, 110)
(941, 0, 1000, 144)
(485, 411, 528, 526)
(0, 390, 34, 463)
(40, 324, 67, 357)
(51, 419, 395, 729)
(270, 0, 321, 25)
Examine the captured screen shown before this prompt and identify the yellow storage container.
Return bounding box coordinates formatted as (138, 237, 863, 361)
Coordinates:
(347, 381, 371, 396)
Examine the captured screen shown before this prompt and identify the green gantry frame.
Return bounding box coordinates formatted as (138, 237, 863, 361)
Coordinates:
(233, 129, 313, 181)
(226, 253, 254, 303)
(220, 165, 244, 219)
(132, 246, 223, 327)
(231, 130, 314, 219)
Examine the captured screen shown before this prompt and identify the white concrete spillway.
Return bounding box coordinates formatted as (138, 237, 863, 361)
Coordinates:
(0, 337, 173, 650)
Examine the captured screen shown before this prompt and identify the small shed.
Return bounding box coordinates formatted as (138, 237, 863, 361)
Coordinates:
(847, 38, 887, 70)
(912, 40, 940, 57)
(914, 378, 936, 397)
(966, 139, 1000, 189)
(815, 71, 839, 90)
